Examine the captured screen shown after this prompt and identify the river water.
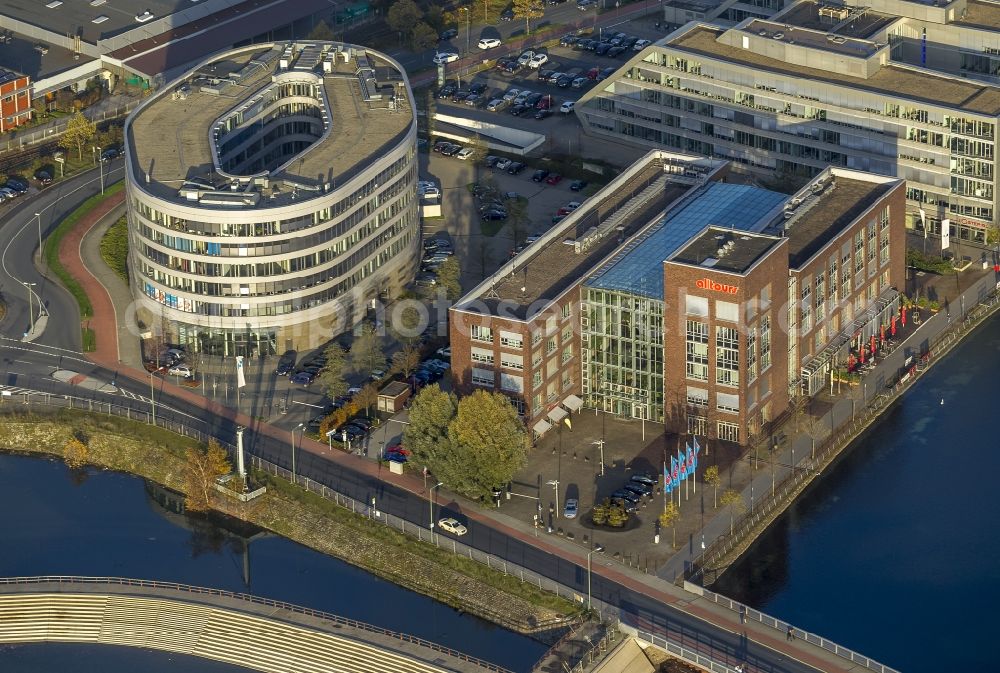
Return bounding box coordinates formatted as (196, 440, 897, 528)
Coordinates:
(715, 315, 1000, 673)
(0, 454, 546, 672)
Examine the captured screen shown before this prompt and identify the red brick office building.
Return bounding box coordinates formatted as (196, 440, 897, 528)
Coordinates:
(0, 69, 31, 133)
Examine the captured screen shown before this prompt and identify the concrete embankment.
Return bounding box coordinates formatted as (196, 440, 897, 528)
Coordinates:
(0, 413, 576, 637)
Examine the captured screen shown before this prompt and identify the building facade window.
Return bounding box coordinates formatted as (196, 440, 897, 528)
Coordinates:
(760, 314, 772, 371)
(471, 368, 494, 387)
(717, 392, 739, 414)
(686, 386, 708, 407)
(500, 353, 524, 370)
(472, 325, 493, 343)
(686, 319, 709, 381)
(471, 347, 494, 365)
(687, 414, 708, 436)
(500, 373, 523, 393)
(747, 327, 757, 382)
(499, 330, 523, 349)
(717, 421, 740, 442)
(715, 325, 739, 387)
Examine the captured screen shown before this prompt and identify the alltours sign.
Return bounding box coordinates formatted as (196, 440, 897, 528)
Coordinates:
(696, 278, 739, 295)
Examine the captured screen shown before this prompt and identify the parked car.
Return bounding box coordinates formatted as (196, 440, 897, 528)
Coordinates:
(440, 28, 458, 40)
(509, 104, 529, 117)
(535, 109, 553, 120)
(563, 498, 579, 519)
(557, 74, 574, 87)
(608, 46, 628, 58)
(415, 273, 438, 287)
(456, 147, 476, 160)
(612, 489, 641, 504)
(34, 169, 52, 185)
(599, 67, 616, 80)
(633, 38, 651, 50)
(4, 177, 28, 193)
(507, 161, 526, 174)
(624, 482, 653, 498)
(100, 147, 120, 162)
(570, 179, 588, 191)
(571, 77, 589, 89)
(630, 473, 658, 487)
(469, 82, 488, 95)
(478, 37, 501, 50)
(517, 51, 535, 67)
(487, 98, 508, 112)
(502, 88, 521, 102)
(167, 365, 193, 378)
(527, 53, 549, 68)
(482, 209, 508, 221)
(495, 157, 513, 171)
(610, 496, 637, 512)
(545, 173, 562, 185)
(433, 52, 459, 64)
(437, 346, 452, 358)
(560, 34, 578, 47)
(437, 517, 468, 536)
(500, 9, 515, 20)
(532, 169, 550, 182)
(560, 100, 576, 113)
(291, 371, 315, 385)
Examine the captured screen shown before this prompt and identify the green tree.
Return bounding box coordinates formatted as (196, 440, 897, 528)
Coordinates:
(436, 256, 462, 300)
(720, 488, 745, 536)
(403, 384, 458, 470)
(387, 0, 423, 34)
(410, 21, 439, 51)
(391, 304, 424, 344)
(606, 503, 628, 528)
(659, 501, 680, 548)
(59, 111, 96, 161)
(506, 197, 531, 248)
(391, 343, 422, 378)
(315, 344, 349, 399)
(63, 436, 89, 469)
(703, 465, 721, 509)
(512, 0, 543, 35)
(354, 382, 380, 417)
(308, 18, 336, 40)
(351, 322, 386, 374)
(987, 225, 1000, 246)
(591, 499, 609, 526)
(441, 390, 528, 501)
(184, 439, 231, 512)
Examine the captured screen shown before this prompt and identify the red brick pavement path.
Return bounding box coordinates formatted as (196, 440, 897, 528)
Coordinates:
(56, 190, 126, 364)
(59, 194, 850, 673)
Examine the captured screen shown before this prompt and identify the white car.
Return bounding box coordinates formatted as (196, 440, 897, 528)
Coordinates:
(420, 186, 441, 199)
(436, 346, 452, 358)
(560, 100, 576, 114)
(456, 148, 475, 160)
(437, 517, 468, 536)
(478, 37, 501, 50)
(433, 52, 459, 65)
(418, 180, 438, 190)
(168, 365, 193, 378)
(517, 51, 535, 66)
(495, 157, 512, 171)
(527, 53, 549, 68)
(633, 39, 652, 50)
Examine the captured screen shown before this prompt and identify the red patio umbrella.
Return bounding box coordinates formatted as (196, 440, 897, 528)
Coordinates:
(901, 305, 907, 326)
(880, 324, 886, 344)
(870, 334, 877, 355)
(859, 347, 865, 364)
(891, 315, 898, 336)
(847, 354, 857, 371)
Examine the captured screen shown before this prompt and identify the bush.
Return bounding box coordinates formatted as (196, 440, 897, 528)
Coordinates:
(906, 247, 954, 275)
(100, 216, 129, 284)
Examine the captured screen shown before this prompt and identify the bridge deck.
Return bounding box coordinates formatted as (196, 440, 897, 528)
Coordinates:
(0, 577, 512, 673)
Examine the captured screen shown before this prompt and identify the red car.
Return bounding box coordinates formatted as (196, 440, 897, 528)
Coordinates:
(545, 173, 563, 185)
(536, 95, 552, 110)
(557, 207, 572, 216)
(587, 67, 600, 80)
(386, 443, 411, 455)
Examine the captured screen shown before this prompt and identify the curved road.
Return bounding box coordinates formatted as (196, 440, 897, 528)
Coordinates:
(0, 176, 846, 673)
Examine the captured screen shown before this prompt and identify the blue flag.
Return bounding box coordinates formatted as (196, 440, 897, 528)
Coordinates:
(678, 448, 688, 481)
(663, 462, 672, 494)
(670, 455, 679, 489)
(693, 436, 701, 471)
(686, 444, 694, 476)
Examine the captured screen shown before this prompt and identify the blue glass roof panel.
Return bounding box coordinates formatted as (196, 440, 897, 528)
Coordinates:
(585, 183, 786, 298)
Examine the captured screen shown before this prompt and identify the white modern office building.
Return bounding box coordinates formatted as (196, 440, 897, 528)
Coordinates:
(124, 41, 419, 355)
(579, 0, 1000, 243)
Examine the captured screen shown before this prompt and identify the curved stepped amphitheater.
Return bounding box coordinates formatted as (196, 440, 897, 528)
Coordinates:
(0, 578, 513, 673)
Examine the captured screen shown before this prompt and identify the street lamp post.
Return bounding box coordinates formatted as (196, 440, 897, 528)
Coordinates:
(461, 7, 470, 55)
(292, 422, 304, 480)
(429, 481, 444, 542)
(35, 212, 42, 258)
(591, 439, 605, 477)
(21, 282, 36, 335)
(149, 370, 156, 426)
(546, 479, 560, 520)
(93, 146, 105, 194)
(587, 543, 604, 610)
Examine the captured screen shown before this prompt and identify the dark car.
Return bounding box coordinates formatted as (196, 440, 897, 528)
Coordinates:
(441, 144, 463, 156)
(469, 82, 487, 95)
(500, 9, 515, 20)
(535, 109, 553, 120)
(440, 28, 458, 40)
(507, 161, 526, 174)
(482, 209, 508, 221)
(100, 147, 119, 162)
(570, 179, 588, 191)
(532, 169, 550, 182)
(34, 169, 53, 185)
(610, 496, 638, 512)
(612, 489, 641, 504)
(538, 68, 556, 81)
(560, 34, 578, 47)
(349, 417, 373, 432)
(274, 350, 297, 375)
(451, 90, 470, 102)
(595, 42, 613, 56)
(437, 84, 457, 98)
(608, 46, 628, 58)
(556, 74, 574, 87)
(624, 482, 653, 498)
(5, 177, 28, 193)
(510, 104, 529, 117)
(630, 473, 658, 487)
(576, 39, 594, 51)
(599, 67, 616, 80)
(502, 60, 522, 74)
(290, 371, 315, 385)
(524, 93, 544, 107)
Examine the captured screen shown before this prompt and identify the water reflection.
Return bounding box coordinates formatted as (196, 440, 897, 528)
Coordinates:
(0, 455, 546, 672)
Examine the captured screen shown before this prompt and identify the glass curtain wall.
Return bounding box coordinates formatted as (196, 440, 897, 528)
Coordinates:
(581, 287, 664, 422)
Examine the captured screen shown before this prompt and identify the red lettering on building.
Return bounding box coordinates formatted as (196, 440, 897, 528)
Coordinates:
(695, 278, 739, 295)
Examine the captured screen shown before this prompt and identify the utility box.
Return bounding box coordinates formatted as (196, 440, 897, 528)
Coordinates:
(377, 381, 411, 413)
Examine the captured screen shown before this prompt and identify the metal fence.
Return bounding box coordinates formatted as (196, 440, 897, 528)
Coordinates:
(629, 628, 740, 673)
(0, 101, 141, 154)
(0, 575, 513, 673)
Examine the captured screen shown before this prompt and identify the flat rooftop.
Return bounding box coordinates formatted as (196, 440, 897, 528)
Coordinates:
(473, 163, 694, 318)
(588, 183, 787, 298)
(0, 33, 94, 82)
(744, 19, 881, 57)
(127, 42, 413, 207)
(780, 176, 896, 269)
(670, 25, 1000, 115)
(775, 2, 898, 39)
(670, 227, 783, 275)
(0, 0, 199, 44)
(954, 0, 1000, 28)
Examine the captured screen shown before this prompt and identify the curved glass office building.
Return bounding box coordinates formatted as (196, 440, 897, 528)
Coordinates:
(125, 42, 418, 355)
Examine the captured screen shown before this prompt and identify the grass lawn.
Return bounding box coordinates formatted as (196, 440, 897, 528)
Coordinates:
(100, 215, 129, 284)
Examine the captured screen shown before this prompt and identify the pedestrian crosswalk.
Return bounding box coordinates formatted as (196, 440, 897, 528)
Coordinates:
(118, 388, 151, 403)
(0, 385, 43, 397)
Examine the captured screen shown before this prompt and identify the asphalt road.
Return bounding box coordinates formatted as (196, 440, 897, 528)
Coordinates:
(0, 171, 828, 673)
